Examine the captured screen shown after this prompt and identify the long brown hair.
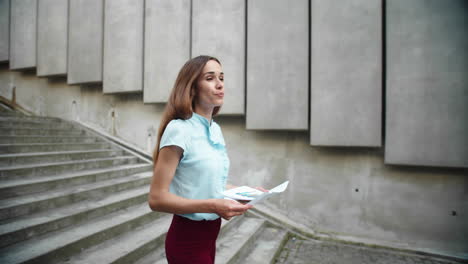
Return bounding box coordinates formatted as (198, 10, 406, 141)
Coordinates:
(153, 55, 221, 162)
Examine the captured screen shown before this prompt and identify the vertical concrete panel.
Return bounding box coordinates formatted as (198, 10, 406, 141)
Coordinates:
(37, 0, 68, 76)
(0, 0, 9, 62)
(104, 0, 144, 93)
(68, 0, 103, 84)
(192, 0, 245, 115)
(310, 0, 382, 146)
(144, 0, 190, 103)
(246, 0, 308, 130)
(10, 0, 37, 69)
(386, 0, 468, 168)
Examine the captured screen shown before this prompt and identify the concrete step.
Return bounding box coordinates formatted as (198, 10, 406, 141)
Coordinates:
(0, 109, 19, 115)
(134, 215, 245, 264)
(0, 185, 150, 248)
(0, 120, 75, 129)
(0, 121, 75, 129)
(0, 162, 151, 199)
(0, 149, 126, 167)
(216, 217, 266, 264)
(0, 170, 152, 221)
(135, 246, 167, 264)
(64, 214, 172, 264)
(233, 226, 289, 264)
(0, 155, 139, 181)
(218, 214, 245, 238)
(0, 142, 113, 154)
(0, 203, 162, 264)
(0, 115, 63, 123)
(0, 135, 101, 144)
(0, 127, 86, 136)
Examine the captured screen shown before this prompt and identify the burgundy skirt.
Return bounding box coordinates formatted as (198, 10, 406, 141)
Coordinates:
(165, 214, 222, 264)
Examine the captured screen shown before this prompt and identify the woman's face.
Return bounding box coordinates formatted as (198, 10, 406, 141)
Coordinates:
(194, 60, 224, 110)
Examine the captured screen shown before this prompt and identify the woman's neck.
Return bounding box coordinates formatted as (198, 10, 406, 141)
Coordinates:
(193, 106, 213, 123)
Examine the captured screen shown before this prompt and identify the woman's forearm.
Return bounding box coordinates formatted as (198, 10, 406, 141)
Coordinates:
(148, 189, 252, 220)
(148, 190, 217, 214)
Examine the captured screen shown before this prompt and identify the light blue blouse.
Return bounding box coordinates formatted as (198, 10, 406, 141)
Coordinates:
(159, 112, 230, 221)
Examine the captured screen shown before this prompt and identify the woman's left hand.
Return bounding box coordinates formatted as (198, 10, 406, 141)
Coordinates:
(213, 199, 252, 220)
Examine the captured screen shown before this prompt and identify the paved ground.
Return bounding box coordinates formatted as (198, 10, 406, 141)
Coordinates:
(275, 237, 464, 264)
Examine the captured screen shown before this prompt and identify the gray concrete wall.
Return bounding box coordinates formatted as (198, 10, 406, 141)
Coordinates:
(221, 117, 468, 258)
(0, 0, 9, 62)
(103, 0, 144, 93)
(10, 0, 37, 70)
(246, 0, 309, 129)
(68, 0, 103, 84)
(143, 0, 190, 103)
(37, 0, 68, 76)
(310, 0, 382, 147)
(385, 0, 468, 168)
(1, 68, 466, 258)
(192, 0, 245, 115)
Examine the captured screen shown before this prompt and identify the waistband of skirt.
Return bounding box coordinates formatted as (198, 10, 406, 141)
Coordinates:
(173, 214, 221, 224)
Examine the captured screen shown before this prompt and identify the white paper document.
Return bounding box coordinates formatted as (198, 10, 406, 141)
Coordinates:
(222, 181, 289, 205)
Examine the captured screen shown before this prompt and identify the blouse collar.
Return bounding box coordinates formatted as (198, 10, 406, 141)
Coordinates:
(192, 112, 212, 127)
(191, 112, 225, 147)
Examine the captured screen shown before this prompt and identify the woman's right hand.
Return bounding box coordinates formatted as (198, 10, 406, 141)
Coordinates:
(213, 199, 253, 220)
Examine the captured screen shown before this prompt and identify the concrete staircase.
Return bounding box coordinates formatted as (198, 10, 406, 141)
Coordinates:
(0, 108, 290, 264)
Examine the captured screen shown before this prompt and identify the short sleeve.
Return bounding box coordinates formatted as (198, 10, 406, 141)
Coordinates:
(159, 120, 187, 152)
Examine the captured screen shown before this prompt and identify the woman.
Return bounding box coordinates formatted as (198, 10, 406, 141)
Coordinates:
(148, 55, 252, 263)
